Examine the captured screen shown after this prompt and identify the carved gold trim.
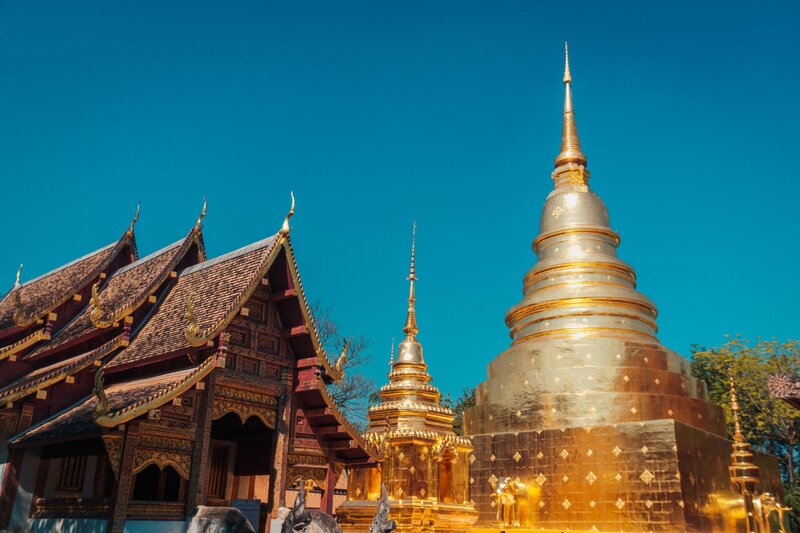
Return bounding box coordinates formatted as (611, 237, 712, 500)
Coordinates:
(132, 448, 191, 480)
(506, 296, 657, 327)
(512, 326, 659, 344)
(0, 335, 125, 404)
(212, 399, 277, 429)
(0, 328, 50, 362)
(532, 226, 620, 250)
(94, 355, 218, 427)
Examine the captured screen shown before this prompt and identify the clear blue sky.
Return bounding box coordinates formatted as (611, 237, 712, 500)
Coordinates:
(1, 1, 798, 399)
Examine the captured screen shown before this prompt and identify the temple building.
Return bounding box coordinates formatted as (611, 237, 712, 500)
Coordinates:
(337, 229, 477, 532)
(462, 46, 783, 531)
(0, 200, 379, 533)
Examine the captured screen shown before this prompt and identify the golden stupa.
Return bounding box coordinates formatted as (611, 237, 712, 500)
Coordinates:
(462, 45, 783, 532)
(337, 227, 478, 532)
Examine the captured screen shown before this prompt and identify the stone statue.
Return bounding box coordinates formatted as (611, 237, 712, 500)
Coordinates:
(369, 485, 397, 533)
(185, 506, 256, 533)
(281, 480, 343, 533)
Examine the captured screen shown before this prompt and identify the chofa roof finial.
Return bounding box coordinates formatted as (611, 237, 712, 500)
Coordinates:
(281, 191, 296, 236)
(126, 203, 141, 237)
(195, 197, 207, 231)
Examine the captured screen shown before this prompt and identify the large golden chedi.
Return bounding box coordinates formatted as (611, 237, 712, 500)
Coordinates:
(337, 234, 478, 532)
(463, 46, 782, 532)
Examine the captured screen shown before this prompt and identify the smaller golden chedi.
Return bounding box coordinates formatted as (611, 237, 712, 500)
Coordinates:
(337, 226, 478, 533)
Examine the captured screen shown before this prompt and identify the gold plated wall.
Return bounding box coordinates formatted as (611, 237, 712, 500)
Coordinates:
(468, 419, 782, 532)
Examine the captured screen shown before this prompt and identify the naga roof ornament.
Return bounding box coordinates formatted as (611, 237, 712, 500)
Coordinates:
(89, 281, 107, 328)
(334, 340, 349, 374)
(184, 294, 203, 346)
(92, 361, 109, 418)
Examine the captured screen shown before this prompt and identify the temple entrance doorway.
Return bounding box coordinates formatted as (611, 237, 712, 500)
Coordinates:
(207, 412, 275, 530)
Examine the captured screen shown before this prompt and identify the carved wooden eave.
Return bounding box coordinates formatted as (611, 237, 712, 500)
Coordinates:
(94, 354, 220, 428)
(90, 226, 206, 329)
(9, 227, 138, 329)
(0, 335, 128, 406)
(768, 374, 800, 410)
(282, 237, 344, 383)
(0, 328, 51, 363)
(295, 376, 383, 465)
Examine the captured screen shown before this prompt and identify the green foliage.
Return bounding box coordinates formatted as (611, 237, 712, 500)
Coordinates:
(442, 387, 476, 436)
(691, 336, 800, 485)
(311, 301, 377, 433)
(783, 486, 800, 532)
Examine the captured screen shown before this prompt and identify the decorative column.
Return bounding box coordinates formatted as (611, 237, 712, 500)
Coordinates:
(109, 424, 140, 533)
(269, 365, 293, 517)
(321, 460, 337, 514)
(186, 373, 216, 516)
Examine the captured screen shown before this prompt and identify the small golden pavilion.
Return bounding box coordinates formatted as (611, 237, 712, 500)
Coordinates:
(337, 228, 478, 532)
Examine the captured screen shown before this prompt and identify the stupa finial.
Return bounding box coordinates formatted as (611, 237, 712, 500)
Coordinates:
(403, 222, 418, 337)
(554, 42, 588, 168)
(389, 337, 395, 366)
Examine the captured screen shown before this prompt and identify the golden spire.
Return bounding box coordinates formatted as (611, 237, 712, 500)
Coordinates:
(281, 191, 295, 236)
(402, 222, 418, 338)
(389, 337, 395, 366)
(126, 203, 140, 237)
(554, 42, 588, 168)
(14, 264, 22, 288)
(729, 374, 745, 443)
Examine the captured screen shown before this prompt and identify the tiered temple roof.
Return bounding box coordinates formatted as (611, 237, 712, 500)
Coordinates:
(1, 203, 377, 466)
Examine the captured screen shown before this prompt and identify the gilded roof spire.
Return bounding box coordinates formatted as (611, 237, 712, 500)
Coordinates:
(126, 203, 140, 237)
(554, 42, 588, 168)
(281, 191, 296, 236)
(403, 222, 418, 338)
(195, 197, 207, 232)
(729, 374, 745, 443)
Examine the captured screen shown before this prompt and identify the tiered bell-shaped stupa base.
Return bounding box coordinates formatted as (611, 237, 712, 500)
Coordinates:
(468, 419, 782, 532)
(337, 497, 478, 533)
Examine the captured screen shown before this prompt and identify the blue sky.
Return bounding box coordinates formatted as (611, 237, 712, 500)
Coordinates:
(1, 1, 798, 399)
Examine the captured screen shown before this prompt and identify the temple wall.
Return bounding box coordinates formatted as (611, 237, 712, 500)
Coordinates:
(468, 419, 783, 532)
